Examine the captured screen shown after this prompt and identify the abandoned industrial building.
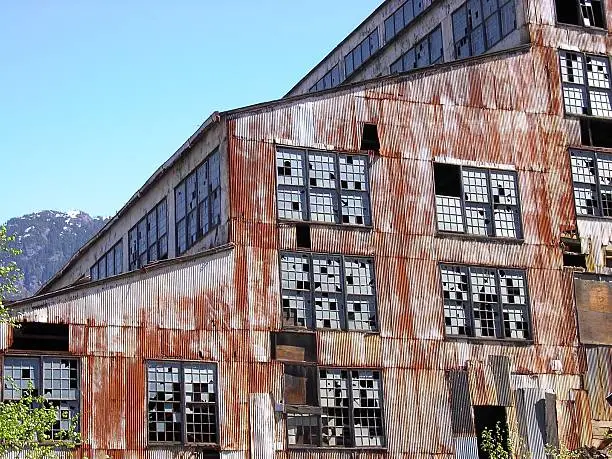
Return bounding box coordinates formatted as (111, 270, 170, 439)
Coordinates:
(3, 0, 612, 457)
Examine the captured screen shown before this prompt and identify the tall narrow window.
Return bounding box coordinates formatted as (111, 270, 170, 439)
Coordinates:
(570, 149, 612, 217)
(276, 148, 372, 226)
(90, 240, 123, 281)
(440, 264, 531, 340)
(3, 357, 80, 439)
(147, 361, 218, 445)
(434, 164, 522, 239)
(175, 150, 221, 255)
(286, 366, 385, 448)
(128, 198, 168, 271)
(280, 253, 378, 331)
(452, 0, 516, 59)
(560, 51, 612, 118)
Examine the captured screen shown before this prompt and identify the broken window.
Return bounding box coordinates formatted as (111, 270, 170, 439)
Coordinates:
(3, 357, 80, 439)
(434, 163, 522, 239)
(12, 322, 69, 352)
(128, 198, 168, 271)
(570, 149, 612, 217)
(560, 51, 612, 117)
(285, 366, 385, 448)
(474, 406, 509, 459)
(452, 0, 516, 59)
(175, 150, 221, 256)
(390, 26, 443, 74)
(90, 240, 123, 281)
(280, 252, 378, 331)
(556, 0, 605, 28)
(345, 30, 380, 78)
(147, 361, 217, 445)
(361, 124, 380, 152)
(440, 264, 531, 340)
(384, 0, 430, 42)
(276, 148, 372, 226)
(309, 64, 342, 93)
(581, 118, 612, 147)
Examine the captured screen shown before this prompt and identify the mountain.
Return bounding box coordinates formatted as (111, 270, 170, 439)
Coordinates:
(2, 211, 107, 299)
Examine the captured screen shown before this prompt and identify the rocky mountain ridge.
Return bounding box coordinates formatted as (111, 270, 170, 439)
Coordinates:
(2, 210, 107, 298)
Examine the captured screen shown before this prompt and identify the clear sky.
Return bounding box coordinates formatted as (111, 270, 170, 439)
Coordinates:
(0, 1, 381, 224)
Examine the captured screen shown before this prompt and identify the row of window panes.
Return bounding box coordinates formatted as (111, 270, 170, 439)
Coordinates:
(384, 0, 426, 42)
(345, 30, 380, 78)
(276, 148, 371, 226)
(90, 241, 123, 281)
(175, 150, 221, 255)
(280, 253, 377, 331)
(128, 199, 168, 271)
(452, 0, 516, 59)
(560, 51, 612, 118)
(309, 64, 342, 93)
(389, 26, 443, 74)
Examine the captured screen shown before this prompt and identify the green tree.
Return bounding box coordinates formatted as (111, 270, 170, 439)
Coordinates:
(0, 225, 81, 458)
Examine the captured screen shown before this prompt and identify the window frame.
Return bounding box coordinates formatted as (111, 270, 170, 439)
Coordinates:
(90, 240, 123, 281)
(451, 0, 517, 59)
(344, 30, 380, 78)
(174, 150, 221, 256)
(128, 198, 168, 271)
(146, 360, 219, 447)
(383, 0, 428, 43)
(1, 355, 81, 440)
(569, 148, 612, 218)
(275, 147, 373, 227)
(309, 64, 342, 93)
(285, 365, 386, 449)
(433, 164, 524, 240)
(439, 263, 532, 341)
(389, 26, 443, 73)
(555, 0, 606, 29)
(279, 251, 379, 332)
(559, 50, 612, 119)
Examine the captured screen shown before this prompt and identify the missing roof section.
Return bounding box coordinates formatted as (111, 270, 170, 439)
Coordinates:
(361, 124, 380, 153)
(11, 322, 69, 352)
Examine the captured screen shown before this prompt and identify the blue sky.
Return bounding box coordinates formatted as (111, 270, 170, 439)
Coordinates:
(0, 1, 381, 224)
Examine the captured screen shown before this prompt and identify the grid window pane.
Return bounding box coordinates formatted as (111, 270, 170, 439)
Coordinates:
(280, 253, 378, 331)
(288, 413, 320, 445)
(148, 362, 218, 445)
(3, 357, 80, 439)
(277, 150, 305, 187)
(319, 369, 351, 447)
(571, 149, 612, 217)
(560, 51, 612, 117)
(351, 370, 384, 447)
(128, 199, 168, 269)
(440, 265, 530, 340)
(310, 192, 338, 223)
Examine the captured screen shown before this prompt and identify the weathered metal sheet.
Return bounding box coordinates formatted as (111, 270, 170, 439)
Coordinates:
(515, 388, 547, 459)
(250, 393, 276, 459)
(453, 437, 479, 459)
(446, 370, 475, 435)
(585, 346, 612, 421)
(574, 275, 612, 345)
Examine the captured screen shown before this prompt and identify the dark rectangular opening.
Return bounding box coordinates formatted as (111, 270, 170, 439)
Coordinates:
(272, 331, 317, 362)
(434, 163, 462, 197)
(12, 322, 69, 352)
(284, 364, 319, 406)
(581, 118, 612, 148)
(474, 406, 509, 459)
(562, 240, 587, 268)
(556, 1, 581, 25)
(296, 224, 311, 249)
(361, 123, 380, 152)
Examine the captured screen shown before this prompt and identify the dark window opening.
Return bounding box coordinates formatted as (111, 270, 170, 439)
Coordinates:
(556, 0, 605, 28)
(474, 406, 509, 459)
(284, 364, 319, 406)
(434, 163, 462, 197)
(580, 118, 612, 148)
(272, 332, 317, 362)
(296, 224, 311, 249)
(361, 124, 380, 152)
(563, 252, 587, 268)
(12, 322, 69, 352)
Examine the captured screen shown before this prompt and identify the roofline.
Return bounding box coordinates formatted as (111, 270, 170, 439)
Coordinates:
(19, 243, 234, 311)
(283, 0, 445, 97)
(228, 44, 532, 120)
(37, 111, 222, 295)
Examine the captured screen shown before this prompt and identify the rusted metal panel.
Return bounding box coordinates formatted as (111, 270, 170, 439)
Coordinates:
(446, 370, 475, 436)
(250, 393, 276, 459)
(574, 275, 612, 345)
(585, 346, 612, 421)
